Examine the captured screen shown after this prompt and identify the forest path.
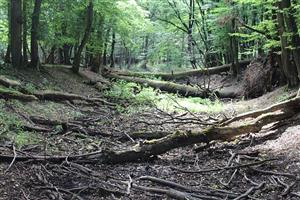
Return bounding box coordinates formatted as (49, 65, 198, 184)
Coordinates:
(0, 66, 299, 199)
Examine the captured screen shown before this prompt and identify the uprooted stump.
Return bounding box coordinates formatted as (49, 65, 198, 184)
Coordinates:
(242, 57, 275, 98)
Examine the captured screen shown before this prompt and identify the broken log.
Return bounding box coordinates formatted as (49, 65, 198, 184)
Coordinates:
(114, 60, 251, 81)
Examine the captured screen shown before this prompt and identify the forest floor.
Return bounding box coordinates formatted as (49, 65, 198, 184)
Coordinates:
(0, 65, 300, 200)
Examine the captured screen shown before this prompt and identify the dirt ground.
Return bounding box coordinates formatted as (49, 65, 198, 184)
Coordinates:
(0, 65, 299, 200)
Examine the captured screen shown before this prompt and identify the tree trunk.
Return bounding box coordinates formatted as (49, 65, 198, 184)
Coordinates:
(107, 73, 209, 98)
(4, 45, 11, 63)
(277, 0, 299, 87)
(72, 1, 94, 73)
(91, 15, 104, 73)
(110, 30, 116, 68)
(102, 28, 110, 67)
(229, 17, 239, 77)
(114, 60, 250, 81)
(140, 35, 149, 70)
(22, 0, 28, 65)
(10, 0, 22, 68)
(187, 0, 196, 69)
(45, 46, 55, 64)
(30, 0, 42, 69)
(283, 0, 300, 82)
(63, 44, 71, 65)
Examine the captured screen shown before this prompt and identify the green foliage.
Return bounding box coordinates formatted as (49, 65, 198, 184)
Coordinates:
(105, 81, 224, 114)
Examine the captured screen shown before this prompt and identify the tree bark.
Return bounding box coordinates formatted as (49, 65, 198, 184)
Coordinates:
(277, 0, 299, 87)
(30, 0, 42, 69)
(114, 60, 250, 81)
(283, 0, 300, 82)
(10, 0, 22, 68)
(110, 30, 116, 68)
(91, 15, 104, 73)
(22, 0, 28, 65)
(72, 1, 94, 73)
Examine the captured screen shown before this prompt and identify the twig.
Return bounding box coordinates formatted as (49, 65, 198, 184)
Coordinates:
(172, 159, 276, 174)
(126, 175, 133, 195)
(233, 182, 265, 200)
(4, 145, 17, 174)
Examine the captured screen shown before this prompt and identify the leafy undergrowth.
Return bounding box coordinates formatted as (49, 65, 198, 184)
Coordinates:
(104, 80, 224, 114)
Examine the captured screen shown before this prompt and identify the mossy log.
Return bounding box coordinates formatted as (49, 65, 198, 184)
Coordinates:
(108, 74, 209, 98)
(108, 73, 238, 98)
(0, 87, 38, 101)
(114, 60, 250, 81)
(0, 75, 22, 88)
(0, 75, 114, 105)
(34, 90, 115, 106)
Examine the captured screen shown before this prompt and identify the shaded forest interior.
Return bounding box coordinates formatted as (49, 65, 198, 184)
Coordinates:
(1, 0, 300, 199)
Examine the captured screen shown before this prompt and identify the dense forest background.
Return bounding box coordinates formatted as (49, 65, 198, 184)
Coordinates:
(1, 0, 300, 88)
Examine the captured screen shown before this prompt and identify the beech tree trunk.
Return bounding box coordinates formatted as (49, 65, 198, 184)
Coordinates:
(277, 0, 299, 87)
(283, 0, 300, 82)
(114, 60, 250, 81)
(10, 0, 22, 68)
(72, 1, 94, 73)
(22, 0, 28, 65)
(91, 15, 104, 73)
(30, 0, 42, 69)
(110, 30, 116, 68)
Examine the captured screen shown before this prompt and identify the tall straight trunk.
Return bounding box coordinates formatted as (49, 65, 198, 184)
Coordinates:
(22, 0, 28, 65)
(5, 1, 11, 63)
(230, 17, 239, 77)
(283, 0, 300, 82)
(102, 27, 111, 66)
(72, 1, 93, 73)
(46, 45, 55, 64)
(63, 44, 71, 64)
(30, 0, 42, 69)
(11, 0, 22, 68)
(4, 45, 11, 63)
(187, 0, 196, 69)
(91, 15, 104, 73)
(140, 35, 149, 69)
(110, 30, 116, 68)
(277, 1, 298, 87)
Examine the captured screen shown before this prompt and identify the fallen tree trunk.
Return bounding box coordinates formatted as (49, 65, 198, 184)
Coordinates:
(0, 75, 22, 88)
(108, 73, 239, 98)
(0, 87, 38, 101)
(108, 74, 209, 98)
(2, 97, 299, 164)
(114, 60, 251, 81)
(79, 69, 111, 91)
(0, 75, 115, 105)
